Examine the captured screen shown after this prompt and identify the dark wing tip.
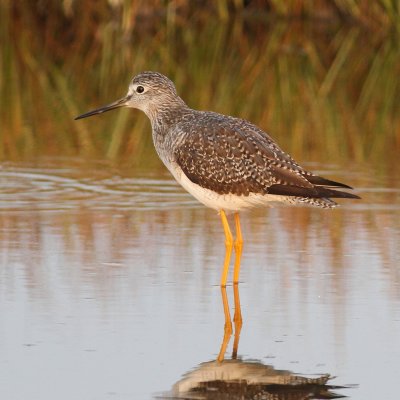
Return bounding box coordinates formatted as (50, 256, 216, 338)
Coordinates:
(306, 175, 353, 189)
(268, 184, 361, 199)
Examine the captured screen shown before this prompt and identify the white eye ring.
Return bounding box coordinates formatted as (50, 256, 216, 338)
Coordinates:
(133, 84, 148, 94)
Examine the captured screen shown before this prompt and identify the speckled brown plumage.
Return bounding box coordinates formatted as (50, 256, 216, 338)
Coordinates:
(172, 111, 354, 203)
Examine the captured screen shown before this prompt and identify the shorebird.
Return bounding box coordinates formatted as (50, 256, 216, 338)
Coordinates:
(75, 71, 359, 286)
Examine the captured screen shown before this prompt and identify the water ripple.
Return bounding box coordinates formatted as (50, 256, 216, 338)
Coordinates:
(0, 161, 397, 212)
(0, 164, 197, 212)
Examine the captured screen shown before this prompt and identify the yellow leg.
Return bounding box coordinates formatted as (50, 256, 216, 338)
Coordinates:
(217, 287, 232, 362)
(233, 212, 243, 284)
(232, 283, 243, 359)
(220, 210, 233, 287)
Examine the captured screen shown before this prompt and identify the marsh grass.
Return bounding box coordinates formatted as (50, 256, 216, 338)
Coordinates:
(0, 1, 399, 173)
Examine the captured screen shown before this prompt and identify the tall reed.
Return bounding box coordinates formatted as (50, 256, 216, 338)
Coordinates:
(0, 1, 399, 173)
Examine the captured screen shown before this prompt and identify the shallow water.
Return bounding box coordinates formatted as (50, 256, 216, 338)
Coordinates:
(0, 159, 399, 399)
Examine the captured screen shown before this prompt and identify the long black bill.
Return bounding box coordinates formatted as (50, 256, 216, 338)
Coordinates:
(75, 96, 130, 120)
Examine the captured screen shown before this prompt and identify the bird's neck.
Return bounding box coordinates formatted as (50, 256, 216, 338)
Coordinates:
(149, 99, 192, 165)
(145, 96, 187, 123)
(148, 97, 191, 132)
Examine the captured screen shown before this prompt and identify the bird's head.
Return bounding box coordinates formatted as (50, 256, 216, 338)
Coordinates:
(75, 71, 185, 121)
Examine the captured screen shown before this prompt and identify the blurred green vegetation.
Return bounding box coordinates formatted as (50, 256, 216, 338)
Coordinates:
(0, 0, 399, 174)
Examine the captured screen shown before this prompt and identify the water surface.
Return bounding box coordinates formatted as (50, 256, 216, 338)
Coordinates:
(0, 159, 399, 399)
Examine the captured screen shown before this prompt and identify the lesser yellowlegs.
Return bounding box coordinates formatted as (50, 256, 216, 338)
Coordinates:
(75, 71, 360, 286)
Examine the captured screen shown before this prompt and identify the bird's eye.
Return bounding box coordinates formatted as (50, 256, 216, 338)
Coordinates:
(136, 85, 145, 94)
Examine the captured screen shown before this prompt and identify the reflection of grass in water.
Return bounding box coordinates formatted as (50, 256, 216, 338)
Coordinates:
(0, 3, 399, 172)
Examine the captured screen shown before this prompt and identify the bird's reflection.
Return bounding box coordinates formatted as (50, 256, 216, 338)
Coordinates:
(161, 285, 346, 399)
(218, 284, 242, 362)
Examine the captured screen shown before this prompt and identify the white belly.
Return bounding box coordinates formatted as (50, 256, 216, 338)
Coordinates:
(168, 163, 293, 212)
